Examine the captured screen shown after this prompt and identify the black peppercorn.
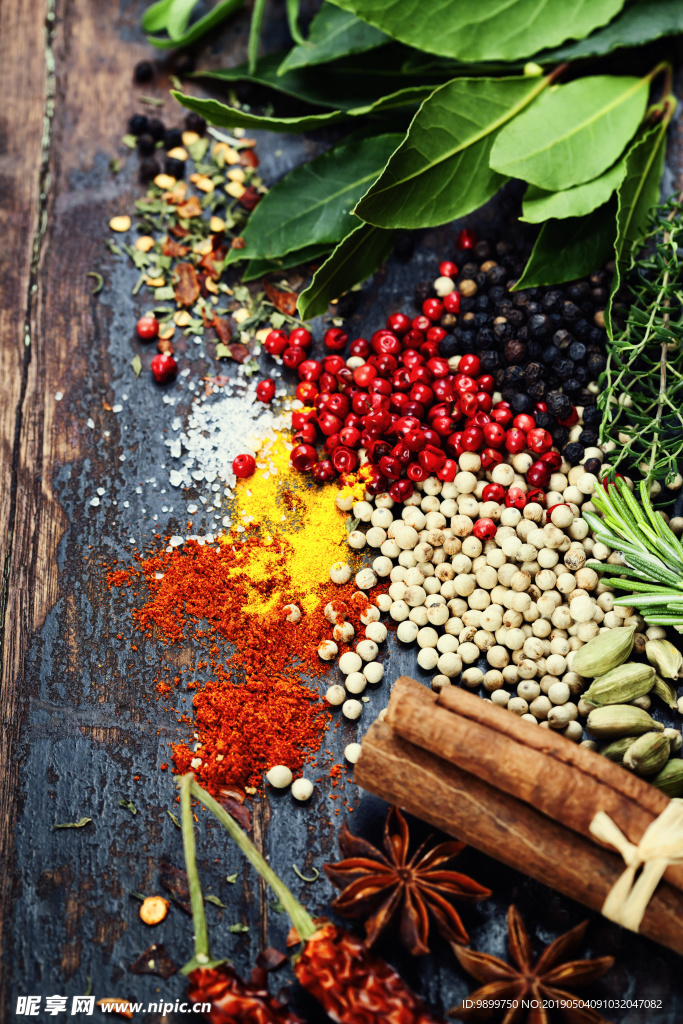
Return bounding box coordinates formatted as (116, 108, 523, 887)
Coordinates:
(568, 341, 586, 362)
(164, 156, 185, 178)
(414, 281, 433, 307)
(460, 297, 476, 313)
(487, 265, 507, 285)
(517, 325, 529, 343)
(528, 313, 553, 337)
(474, 294, 490, 312)
(573, 366, 588, 386)
(584, 457, 602, 476)
(553, 329, 573, 350)
(505, 339, 527, 364)
(546, 391, 573, 419)
(568, 281, 591, 302)
(480, 350, 500, 372)
(535, 411, 554, 429)
(184, 112, 206, 134)
(524, 361, 543, 383)
(474, 311, 489, 328)
(489, 286, 506, 303)
(476, 326, 496, 347)
(137, 133, 156, 156)
(579, 429, 598, 447)
(128, 113, 149, 136)
(541, 344, 560, 364)
(511, 393, 532, 413)
(582, 406, 601, 427)
(458, 330, 475, 350)
(562, 300, 580, 321)
(573, 318, 592, 340)
(502, 366, 526, 388)
(586, 352, 606, 377)
(474, 240, 492, 260)
(563, 379, 581, 395)
(527, 340, 542, 359)
(542, 290, 563, 312)
(564, 441, 585, 464)
(551, 426, 569, 448)
(139, 156, 159, 182)
(578, 389, 597, 406)
(554, 358, 574, 378)
(164, 127, 183, 150)
(133, 60, 155, 83)
(494, 321, 513, 342)
(527, 381, 545, 400)
(147, 117, 165, 141)
(438, 335, 459, 358)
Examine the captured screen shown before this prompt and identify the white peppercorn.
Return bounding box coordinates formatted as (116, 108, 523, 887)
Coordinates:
(284, 604, 301, 623)
(325, 684, 346, 706)
(291, 778, 314, 801)
(343, 699, 363, 720)
(330, 562, 352, 584)
(347, 531, 366, 550)
(437, 652, 462, 676)
(356, 639, 378, 661)
(266, 765, 293, 789)
(363, 661, 384, 684)
(318, 640, 338, 661)
(508, 697, 529, 716)
(333, 621, 355, 644)
(397, 620, 419, 643)
(417, 647, 439, 670)
(345, 673, 367, 695)
(355, 568, 377, 590)
(339, 651, 362, 675)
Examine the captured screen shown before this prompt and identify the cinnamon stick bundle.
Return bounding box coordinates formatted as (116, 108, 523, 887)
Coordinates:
(357, 719, 683, 956)
(355, 677, 683, 956)
(384, 677, 683, 895)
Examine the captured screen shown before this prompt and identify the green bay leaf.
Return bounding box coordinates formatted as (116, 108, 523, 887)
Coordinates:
(521, 157, 627, 223)
(490, 74, 649, 191)
(326, 0, 625, 61)
(297, 223, 394, 320)
(278, 4, 388, 74)
(606, 118, 668, 335)
(356, 76, 546, 229)
(538, 0, 683, 62)
(146, 0, 245, 48)
(227, 134, 401, 264)
(242, 244, 331, 282)
(513, 197, 618, 290)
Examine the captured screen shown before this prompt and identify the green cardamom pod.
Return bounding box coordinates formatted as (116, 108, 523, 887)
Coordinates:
(586, 704, 664, 739)
(599, 735, 639, 765)
(623, 732, 670, 776)
(651, 758, 683, 797)
(652, 674, 679, 710)
(645, 639, 683, 680)
(584, 663, 655, 706)
(572, 625, 636, 678)
(663, 727, 683, 753)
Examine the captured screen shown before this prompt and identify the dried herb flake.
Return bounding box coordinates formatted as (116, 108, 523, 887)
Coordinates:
(53, 817, 92, 830)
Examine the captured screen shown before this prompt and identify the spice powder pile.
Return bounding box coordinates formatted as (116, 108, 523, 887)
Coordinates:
(109, 439, 374, 792)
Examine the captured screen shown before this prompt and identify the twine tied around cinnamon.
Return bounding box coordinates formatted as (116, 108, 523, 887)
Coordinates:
(589, 799, 683, 931)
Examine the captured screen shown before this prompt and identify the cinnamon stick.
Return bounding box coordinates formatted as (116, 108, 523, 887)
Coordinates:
(356, 719, 683, 957)
(385, 677, 683, 894)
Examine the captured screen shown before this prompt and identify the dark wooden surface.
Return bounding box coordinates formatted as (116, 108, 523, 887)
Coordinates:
(2, 2, 683, 1020)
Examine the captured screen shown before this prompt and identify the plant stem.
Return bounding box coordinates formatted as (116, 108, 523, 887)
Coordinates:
(179, 773, 225, 976)
(190, 779, 317, 943)
(248, 0, 267, 73)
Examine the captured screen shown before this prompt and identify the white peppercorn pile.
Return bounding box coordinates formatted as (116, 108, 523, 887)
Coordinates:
(322, 446, 660, 743)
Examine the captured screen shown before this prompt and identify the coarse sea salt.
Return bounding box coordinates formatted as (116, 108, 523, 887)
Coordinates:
(164, 377, 291, 510)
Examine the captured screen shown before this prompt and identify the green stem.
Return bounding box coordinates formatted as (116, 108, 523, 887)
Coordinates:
(179, 774, 226, 976)
(286, 0, 306, 45)
(248, 0, 267, 73)
(190, 779, 317, 943)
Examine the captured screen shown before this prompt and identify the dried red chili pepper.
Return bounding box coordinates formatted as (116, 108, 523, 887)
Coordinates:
(174, 262, 201, 306)
(188, 777, 447, 1024)
(187, 965, 304, 1023)
(264, 281, 298, 316)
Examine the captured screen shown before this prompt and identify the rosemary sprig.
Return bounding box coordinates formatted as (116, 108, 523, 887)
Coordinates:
(585, 478, 683, 633)
(598, 195, 683, 499)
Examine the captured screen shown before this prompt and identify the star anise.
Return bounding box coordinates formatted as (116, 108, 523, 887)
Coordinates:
(323, 806, 491, 956)
(450, 905, 615, 1024)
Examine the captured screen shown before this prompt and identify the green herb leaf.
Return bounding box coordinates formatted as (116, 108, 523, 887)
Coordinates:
(228, 134, 401, 265)
(297, 222, 394, 320)
(242, 245, 331, 282)
(130, 891, 147, 901)
(205, 894, 227, 908)
(173, 81, 435, 133)
(87, 271, 104, 295)
(215, 343, 233, 360)
(326, 0, 625, 61)
(195, 48, 449, 112)
(145, 0, 246, 48)
(165, 0, 197, 39)
(606, 118, 669, 335)
(119, 798, 138, 816)
(131, 355, 143, 379)
(248, 0, 267, 72)
(514, 197, 617, 290)
(53, 817, 92, 830)
(269, 899, 285, 913)
(229, 922, 250, 932)
(490, 75, 649, 191)
(278, 3, 387, 74)
(538, 0, 683, 62)
(286, 0, 306, 44)
(122, 134, 138, 149)
(356, 76, 546, 229)
(167, 809, 181, 828)
(292, 863, 320, 883)
(226, 872, 239, 884)
(106, 240, 123, 256)
(521, 157, 627, 223)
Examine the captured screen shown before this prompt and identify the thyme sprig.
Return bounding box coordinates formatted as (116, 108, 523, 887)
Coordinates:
(585, 477, 683, 633)
(598, 195, 683, 497)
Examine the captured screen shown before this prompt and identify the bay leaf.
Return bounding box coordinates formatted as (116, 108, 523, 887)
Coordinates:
(141, 0, 176, 32)
(538, 0, 683, 62)
(165, 0, 197, 39)
(326, 0, 625, 62)
(242, 244, 331, 282)
(227, 134, 401, 264)
(194, 46, 451, 112)
(278, 3, 388, 74)
(490, 74, 649, 191)
(286, 0, 306, 45)
(521, 157, 627, 223)
(606, 119, 668, 335)
(297, 222, 394, 320)
(173, 83, 434, 133)
(355, 76, 547, 229)
(146, 0, 245, 48)
(513, 198, 617, 290)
